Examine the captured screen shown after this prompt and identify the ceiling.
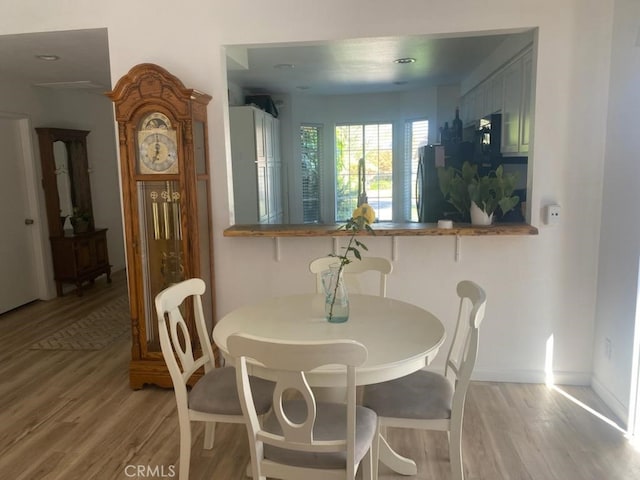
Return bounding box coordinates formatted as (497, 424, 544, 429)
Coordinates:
(0, 28, 529, 96)
(0, 28, 111, 91)
(226, 31, 528, 96)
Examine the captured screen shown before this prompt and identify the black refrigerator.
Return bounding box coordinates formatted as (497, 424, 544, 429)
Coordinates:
(417, 145, 446, 223)
(416, 144, 468, 223)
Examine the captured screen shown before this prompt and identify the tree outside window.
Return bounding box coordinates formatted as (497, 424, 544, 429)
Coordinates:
(335, 123, 392, 222)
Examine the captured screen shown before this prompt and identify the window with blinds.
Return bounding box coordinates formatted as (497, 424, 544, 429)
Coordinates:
(300, 125, 322, 223)
(335, 123, 393, 222)
(404, 119, 429, 221)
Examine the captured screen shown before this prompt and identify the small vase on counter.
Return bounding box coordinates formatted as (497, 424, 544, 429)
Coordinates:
(470, 201, 494, 226)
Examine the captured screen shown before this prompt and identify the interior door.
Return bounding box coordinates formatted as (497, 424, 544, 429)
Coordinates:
(0, 117, 39, 314)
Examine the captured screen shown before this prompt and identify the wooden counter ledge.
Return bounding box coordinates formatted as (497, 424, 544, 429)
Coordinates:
(223, 222, 539, 238)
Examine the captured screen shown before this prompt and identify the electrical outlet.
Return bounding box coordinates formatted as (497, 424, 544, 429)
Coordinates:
(605, 338, 612, 360)
(545, 204, 561, 225)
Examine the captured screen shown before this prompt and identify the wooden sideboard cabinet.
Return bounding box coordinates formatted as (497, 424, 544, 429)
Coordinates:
(36, 127, 113, 297)
(49, 228, 112, 296)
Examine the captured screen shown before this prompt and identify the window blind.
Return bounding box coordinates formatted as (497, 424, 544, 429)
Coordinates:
(300, 125, 322, 223)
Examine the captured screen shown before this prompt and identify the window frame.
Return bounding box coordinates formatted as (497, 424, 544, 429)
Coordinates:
(334, 121, 394, 223)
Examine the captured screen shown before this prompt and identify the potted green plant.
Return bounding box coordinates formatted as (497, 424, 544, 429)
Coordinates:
(437, 161, 519, 225)
(69, 207, 92, 234)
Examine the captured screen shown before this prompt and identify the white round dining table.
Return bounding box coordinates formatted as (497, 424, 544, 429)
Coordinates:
(213, 293, 446, 476)
(213, 293, 446, 387)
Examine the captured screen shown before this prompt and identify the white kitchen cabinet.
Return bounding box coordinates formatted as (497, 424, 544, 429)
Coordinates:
(519, 51, 533, 154)
(461, 86, 481, 126)
(489, 72, 504, 115)
(230, 105, 283, 224)
(501, 49, 533, 155)
(460, 46, 532, 155)
(481, 82, 492, 119)
(265, 116, 284, 223)
(501, 56, 523, 154)
(473, 84, 484, 121)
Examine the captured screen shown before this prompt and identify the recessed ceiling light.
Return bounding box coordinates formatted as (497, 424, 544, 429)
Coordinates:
(394, 57, 416, 64)
(36, 54, 60, 61)
(274, 63, 295, 70)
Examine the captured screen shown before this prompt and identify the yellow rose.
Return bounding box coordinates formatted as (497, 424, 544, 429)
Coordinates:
(352, 203, 376, 225)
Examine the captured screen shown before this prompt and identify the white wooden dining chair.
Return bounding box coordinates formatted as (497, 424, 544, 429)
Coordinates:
(361, 280, 487, 480)
(155, 278, 274, 480)
(228, 332, 377, 480)
(309, 256, 393, 297)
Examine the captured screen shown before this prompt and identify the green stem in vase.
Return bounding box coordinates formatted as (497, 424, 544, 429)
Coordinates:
(328, 234, 355, 320)
(326, 203, 376, 321)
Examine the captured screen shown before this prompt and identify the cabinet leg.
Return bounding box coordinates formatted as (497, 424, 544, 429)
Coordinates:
(56, 282, 63, 297)
(76, 283, 84, 296)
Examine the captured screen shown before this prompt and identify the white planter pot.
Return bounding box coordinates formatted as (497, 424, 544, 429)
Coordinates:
(470, 201, 493, 225)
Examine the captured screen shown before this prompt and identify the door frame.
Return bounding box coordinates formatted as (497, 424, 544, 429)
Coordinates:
(628, 260, 640, 439)
(1, 112, 53, 302)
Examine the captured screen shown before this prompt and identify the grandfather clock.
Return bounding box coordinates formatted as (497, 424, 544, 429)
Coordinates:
(107, 63, 216, 389)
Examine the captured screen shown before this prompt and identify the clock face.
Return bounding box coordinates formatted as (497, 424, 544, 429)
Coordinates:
(140, 132, 177, 172)
(137, 112, 179, 174)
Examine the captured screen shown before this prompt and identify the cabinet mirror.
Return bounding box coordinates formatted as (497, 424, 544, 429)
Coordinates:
(36, 128, 94, 237)
(226, 28, 536, 226)
(53, 141, 74, 230)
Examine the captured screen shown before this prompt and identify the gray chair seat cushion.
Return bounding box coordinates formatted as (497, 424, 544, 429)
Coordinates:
(188, 366, 274, 415)
(362, 370, 454, 420)
(263, 400, 377, 469)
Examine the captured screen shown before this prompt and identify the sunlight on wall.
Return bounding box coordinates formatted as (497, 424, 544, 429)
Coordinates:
(545, 334, 555, 386)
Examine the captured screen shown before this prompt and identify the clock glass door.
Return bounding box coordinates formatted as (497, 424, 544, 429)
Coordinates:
(137, 180, 184, 351)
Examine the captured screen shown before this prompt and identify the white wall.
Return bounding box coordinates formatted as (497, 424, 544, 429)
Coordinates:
(37, 89, 125, 274)
(593, 0, 640, 423)
(0, 78, 124, 298)
(2, 0, 627, 417)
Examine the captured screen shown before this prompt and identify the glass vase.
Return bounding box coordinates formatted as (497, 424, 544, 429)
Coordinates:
(321, 264, 349, 323)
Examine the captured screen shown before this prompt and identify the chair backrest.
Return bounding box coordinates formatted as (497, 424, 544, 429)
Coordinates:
(228, 333, 368, 478)
(155, 278, 217, 406)
(309, 256, 393, 297)
(444, 280, 487, 405)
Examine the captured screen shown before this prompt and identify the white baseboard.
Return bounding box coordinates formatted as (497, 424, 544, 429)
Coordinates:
(470, 368, 592, 386)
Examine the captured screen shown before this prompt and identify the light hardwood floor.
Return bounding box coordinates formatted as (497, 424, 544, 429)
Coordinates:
(1, 271, 639, 479)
